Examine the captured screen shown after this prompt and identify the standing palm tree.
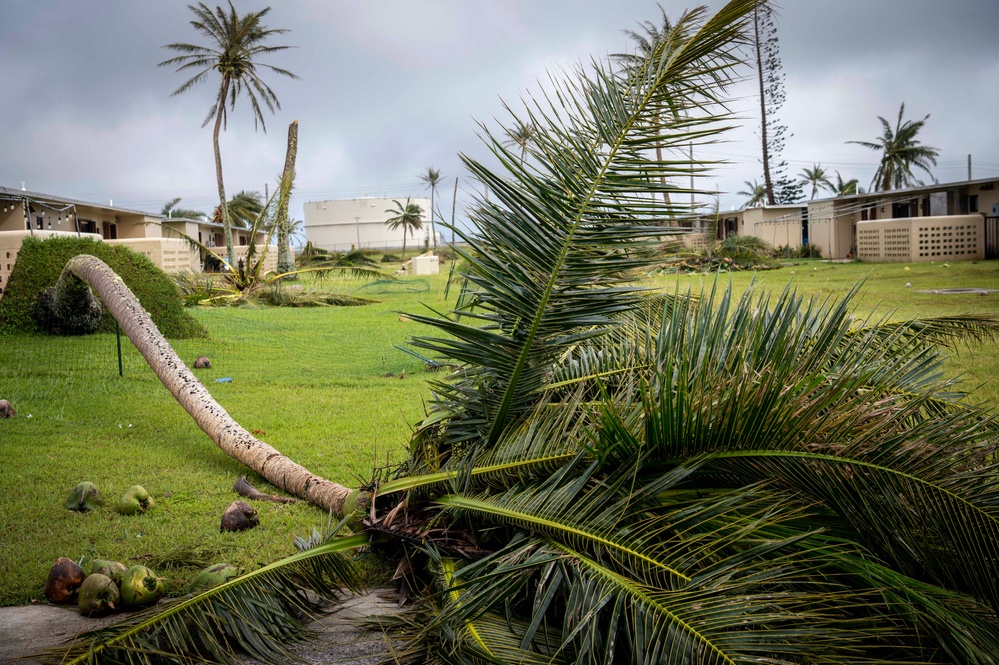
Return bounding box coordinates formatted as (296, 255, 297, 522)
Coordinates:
(799, 163, 834, 199)
(848, 102, 939, 192)
(384, 198, 424, 260)
(159, 2, 299, 268)
(418, 166, 442, 250)
(738, 178, 767, 207)
(833, 171, 862, 196)
(502, 121, 536, 165)
(614, 8, 675, 215)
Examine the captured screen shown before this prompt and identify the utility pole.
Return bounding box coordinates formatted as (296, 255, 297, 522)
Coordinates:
(354, 216, 361, 248)
(451, 177, 458, 245)
(968, 154, 972, 181)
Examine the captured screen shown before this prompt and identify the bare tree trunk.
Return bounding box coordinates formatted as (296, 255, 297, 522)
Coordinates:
(276, 121, 298, 275)
(213, 79, 236, 268)
(753, 5, 775, 207)
(63, 254, 355, 515)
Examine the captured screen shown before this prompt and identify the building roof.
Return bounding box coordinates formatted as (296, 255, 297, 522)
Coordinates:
(0, 185, 157, 217)
(810, 175, 999, 205)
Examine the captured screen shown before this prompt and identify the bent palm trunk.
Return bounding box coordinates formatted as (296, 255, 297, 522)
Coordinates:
(63, 255, 353, 515)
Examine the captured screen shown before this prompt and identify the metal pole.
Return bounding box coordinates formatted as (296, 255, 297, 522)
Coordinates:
(115, 320, 123, 377)
(451, 176, 458, 245)
(968, 154, 972, 181)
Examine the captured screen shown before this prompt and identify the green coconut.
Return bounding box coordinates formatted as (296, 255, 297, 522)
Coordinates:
(190, 563, 240, 592)
(116, 485, 154, 515)
(44, 557, 85, 604)
(78, 573, 120, 616)
(89, 559, 128, 586)
(120, 565, 166, 608)
(65, 482, 103, 512)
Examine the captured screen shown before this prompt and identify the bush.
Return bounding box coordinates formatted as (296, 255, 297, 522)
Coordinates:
(713, 235, 775, 262)
(380, 253, 401, 263)
(0, 237, 206, 338)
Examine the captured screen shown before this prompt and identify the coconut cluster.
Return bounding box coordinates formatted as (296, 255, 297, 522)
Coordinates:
(44, 558, 166, 616)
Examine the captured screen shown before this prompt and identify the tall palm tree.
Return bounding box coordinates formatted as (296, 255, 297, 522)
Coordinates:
(614, 7, 678, 217)
(501, 121, 536, 165)
(848, 102, 940, 192)
(833, 170, 863, 196)
(418, 166, 442, 250)
(738, 178, 767, 207)
(56, 3, 999, 662)
(384, 198, 424, 260)
(159, 2, 299, 268)
(799, 163, 834, 199)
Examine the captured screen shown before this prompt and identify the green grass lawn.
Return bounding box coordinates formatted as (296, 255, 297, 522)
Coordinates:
(0, 259, 996, 606)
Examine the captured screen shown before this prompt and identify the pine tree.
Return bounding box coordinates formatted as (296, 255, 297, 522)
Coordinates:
(752, 1, 800, 204)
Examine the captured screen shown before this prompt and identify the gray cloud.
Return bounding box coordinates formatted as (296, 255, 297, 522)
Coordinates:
(2, 0, 997, 223)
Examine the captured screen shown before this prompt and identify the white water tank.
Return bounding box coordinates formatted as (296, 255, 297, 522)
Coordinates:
(411, 255, 440, 275)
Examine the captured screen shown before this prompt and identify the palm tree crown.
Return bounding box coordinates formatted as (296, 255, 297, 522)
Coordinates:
(799, 163, 835, 199)
(833, 170, 863, 196)
(161, 197, 207, 220)
(501, 122, 536, 165)
(213, 190, 263, 229)
(848, 102, 939, 192)
(159, 1, 298, 268)
(384, 198, 424, 259)
(738, 178, 767, 207)
(418, 166, 442, 249)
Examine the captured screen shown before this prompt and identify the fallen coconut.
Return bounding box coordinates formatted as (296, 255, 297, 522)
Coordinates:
(89, 559, 128, 586)
(193, 355, 212, 369)
(78, 573, 120, 616)
(116, 485, 154, 515)
(220, 500, 259, 532)
(44, 557, 85, 604)
(0, 399, 14, 418)
(120, 565, 166, 608)
(190, 563, 240, 591)
(65, 482, 103, 512)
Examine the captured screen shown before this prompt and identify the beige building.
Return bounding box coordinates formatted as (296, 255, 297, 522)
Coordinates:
(303, 197, 436, 252)
(0, 186, 275, 295)
(712, 177, 999, 262)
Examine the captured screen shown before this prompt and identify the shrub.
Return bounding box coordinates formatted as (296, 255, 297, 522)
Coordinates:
(713, 235, 775, 262)
(0, 237, 206, 338)
(380, 253, 400, 263)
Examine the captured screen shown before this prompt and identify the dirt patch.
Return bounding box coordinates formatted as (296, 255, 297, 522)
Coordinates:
(0, 591, 400, 665)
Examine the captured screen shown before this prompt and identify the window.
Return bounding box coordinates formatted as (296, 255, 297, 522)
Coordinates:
(970, 194, 979, 213)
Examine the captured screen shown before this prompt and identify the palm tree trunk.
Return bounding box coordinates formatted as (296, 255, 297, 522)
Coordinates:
(63, 254, 355, 515)
(276, 120, 298, 275)
(213, 79, 236, 268)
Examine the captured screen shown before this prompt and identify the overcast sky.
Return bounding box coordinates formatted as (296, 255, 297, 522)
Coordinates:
(2, 0, 998, 232)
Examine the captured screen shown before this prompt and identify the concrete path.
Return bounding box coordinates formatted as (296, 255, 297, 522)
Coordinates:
(0, 591, 400, 665)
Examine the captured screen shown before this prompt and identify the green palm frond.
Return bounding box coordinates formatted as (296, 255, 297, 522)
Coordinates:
(407, 1, 753, 457)
(51, 533, 367, 665)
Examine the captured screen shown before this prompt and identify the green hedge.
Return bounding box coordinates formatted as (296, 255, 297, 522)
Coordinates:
(0, 237, 206, 338)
